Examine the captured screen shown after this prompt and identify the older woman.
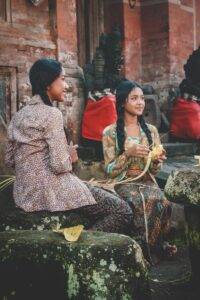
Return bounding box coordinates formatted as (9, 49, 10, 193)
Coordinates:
(5, 58, 133, 234)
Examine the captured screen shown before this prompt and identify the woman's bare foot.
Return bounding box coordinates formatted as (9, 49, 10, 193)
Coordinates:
(162, 241, 177, 259)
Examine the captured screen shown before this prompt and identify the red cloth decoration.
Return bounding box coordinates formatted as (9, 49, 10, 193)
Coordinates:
(170, 97, 200, 140)
(82, 95, 117, 141)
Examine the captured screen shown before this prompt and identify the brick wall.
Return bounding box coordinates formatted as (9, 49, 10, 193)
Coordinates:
(169, 1, 195, 87)
(0, 0, 85, 145)
(0, 0, 56, 102)
(123, 1, 142, 82)
(0, 0, 85, 174)
(140, 0, 170, 95)
(1, 0, 200, 145)
(56, 0, 85, 144)
(121, 0, 200, 107)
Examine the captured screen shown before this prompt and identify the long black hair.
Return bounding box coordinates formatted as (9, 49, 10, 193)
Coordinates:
(29, 58, 62, 106)
(116, 80, 153, 154)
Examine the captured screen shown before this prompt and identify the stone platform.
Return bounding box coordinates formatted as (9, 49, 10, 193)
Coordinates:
(0, 230, 149, 300)
(164, 167, 200, 287)
(156, 155, 197, 188)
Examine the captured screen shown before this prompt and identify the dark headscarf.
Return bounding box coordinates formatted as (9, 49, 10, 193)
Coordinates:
(29, 58, 62, 106)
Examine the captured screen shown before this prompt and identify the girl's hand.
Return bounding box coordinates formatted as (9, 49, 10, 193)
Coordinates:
(125, 144, 150, 158)
(69, 142, 78, 163)
(153, 154, 167, 164)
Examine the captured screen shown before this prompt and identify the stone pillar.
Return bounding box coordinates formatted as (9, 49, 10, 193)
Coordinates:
(122, 0, 142, 82)
(140, 0, 169, 103)
(112, 0, 200, 110)
(56, 0, 85, 143)
(140, 0, 199, 105)
(168, 0, 196, 88)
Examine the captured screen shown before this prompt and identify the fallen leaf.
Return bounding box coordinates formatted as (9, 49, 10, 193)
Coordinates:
(53, 225, 84, 242)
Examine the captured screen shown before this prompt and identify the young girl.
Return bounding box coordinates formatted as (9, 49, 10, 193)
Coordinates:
(102, 80, 177, 259)
(5, 58, 133, 234)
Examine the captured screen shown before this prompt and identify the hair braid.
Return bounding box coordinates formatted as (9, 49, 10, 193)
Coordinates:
(39, 90, 52, 107)
(138, 115, 153, 149)
(116, 105, 125, 154)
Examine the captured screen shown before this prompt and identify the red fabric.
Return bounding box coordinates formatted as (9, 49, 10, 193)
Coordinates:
(82, 95, 117, 141)
(170, 97, 200, 140)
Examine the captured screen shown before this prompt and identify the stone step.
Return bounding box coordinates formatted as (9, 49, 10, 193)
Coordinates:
(149, 246, 194, 300)
(77, 142, 199, 162)
(163, 142, 199, 157)
(156, 156, 197, 189)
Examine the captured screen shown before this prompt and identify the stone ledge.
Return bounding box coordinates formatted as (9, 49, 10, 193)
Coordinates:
(163, 143, 199, 157)
(164, 168, 200, 206)
(156, 156, 198, 188)
(0, 206, 90, 233)
(164, 168, 200, 285)
(0, 230, 149, 300)
(0, 184, 91, 232)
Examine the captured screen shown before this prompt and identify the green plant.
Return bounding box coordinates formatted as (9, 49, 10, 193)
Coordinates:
(0, 175, 15, 192)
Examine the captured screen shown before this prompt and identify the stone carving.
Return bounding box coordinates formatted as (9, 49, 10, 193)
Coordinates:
(29, 0, 45, 6)
(83, 27, 124, 94)
(129, 0, 136, 9)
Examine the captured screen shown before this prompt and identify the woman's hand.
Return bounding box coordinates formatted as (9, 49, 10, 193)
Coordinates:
(153, 147, 167, 164)
(69, 142, 79, 163)
(153, 153, 167, 164)
(125, 144, 150, 158)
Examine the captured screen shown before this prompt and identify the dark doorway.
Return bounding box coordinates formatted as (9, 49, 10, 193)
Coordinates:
(76, 0, 104, 67)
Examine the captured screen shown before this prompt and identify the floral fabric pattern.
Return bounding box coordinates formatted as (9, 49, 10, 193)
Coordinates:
(102, 123, 162, 180)
(5, 95, 96, 212)
(102, 123, 172, 250)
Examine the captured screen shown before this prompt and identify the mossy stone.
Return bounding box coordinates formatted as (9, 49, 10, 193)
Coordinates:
(0, 230, 150, 300)
(165, 168, 200, 285)
(164, 168, 200, 206)
(0, 184, 90, 232)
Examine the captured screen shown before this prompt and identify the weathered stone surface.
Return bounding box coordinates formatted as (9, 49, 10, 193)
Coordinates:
(0, 205, 90, 233)
(163, 143, 199, 157)
(164, 168, 200, 285)
(149, 245, 193, 299)
(0, 230, 149, 300)
(164, 168, 200, 206)
(184, 205, 200, 285)
(0, 185, 90, 232)
(156, 155, 197, 189)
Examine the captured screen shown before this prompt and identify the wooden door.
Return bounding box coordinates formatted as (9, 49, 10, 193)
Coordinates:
(76, 0, 104, 67)
(0, 67, 17, 131)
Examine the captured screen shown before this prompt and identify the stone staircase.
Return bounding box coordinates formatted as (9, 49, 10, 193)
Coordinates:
(156, 142, 199, 188)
